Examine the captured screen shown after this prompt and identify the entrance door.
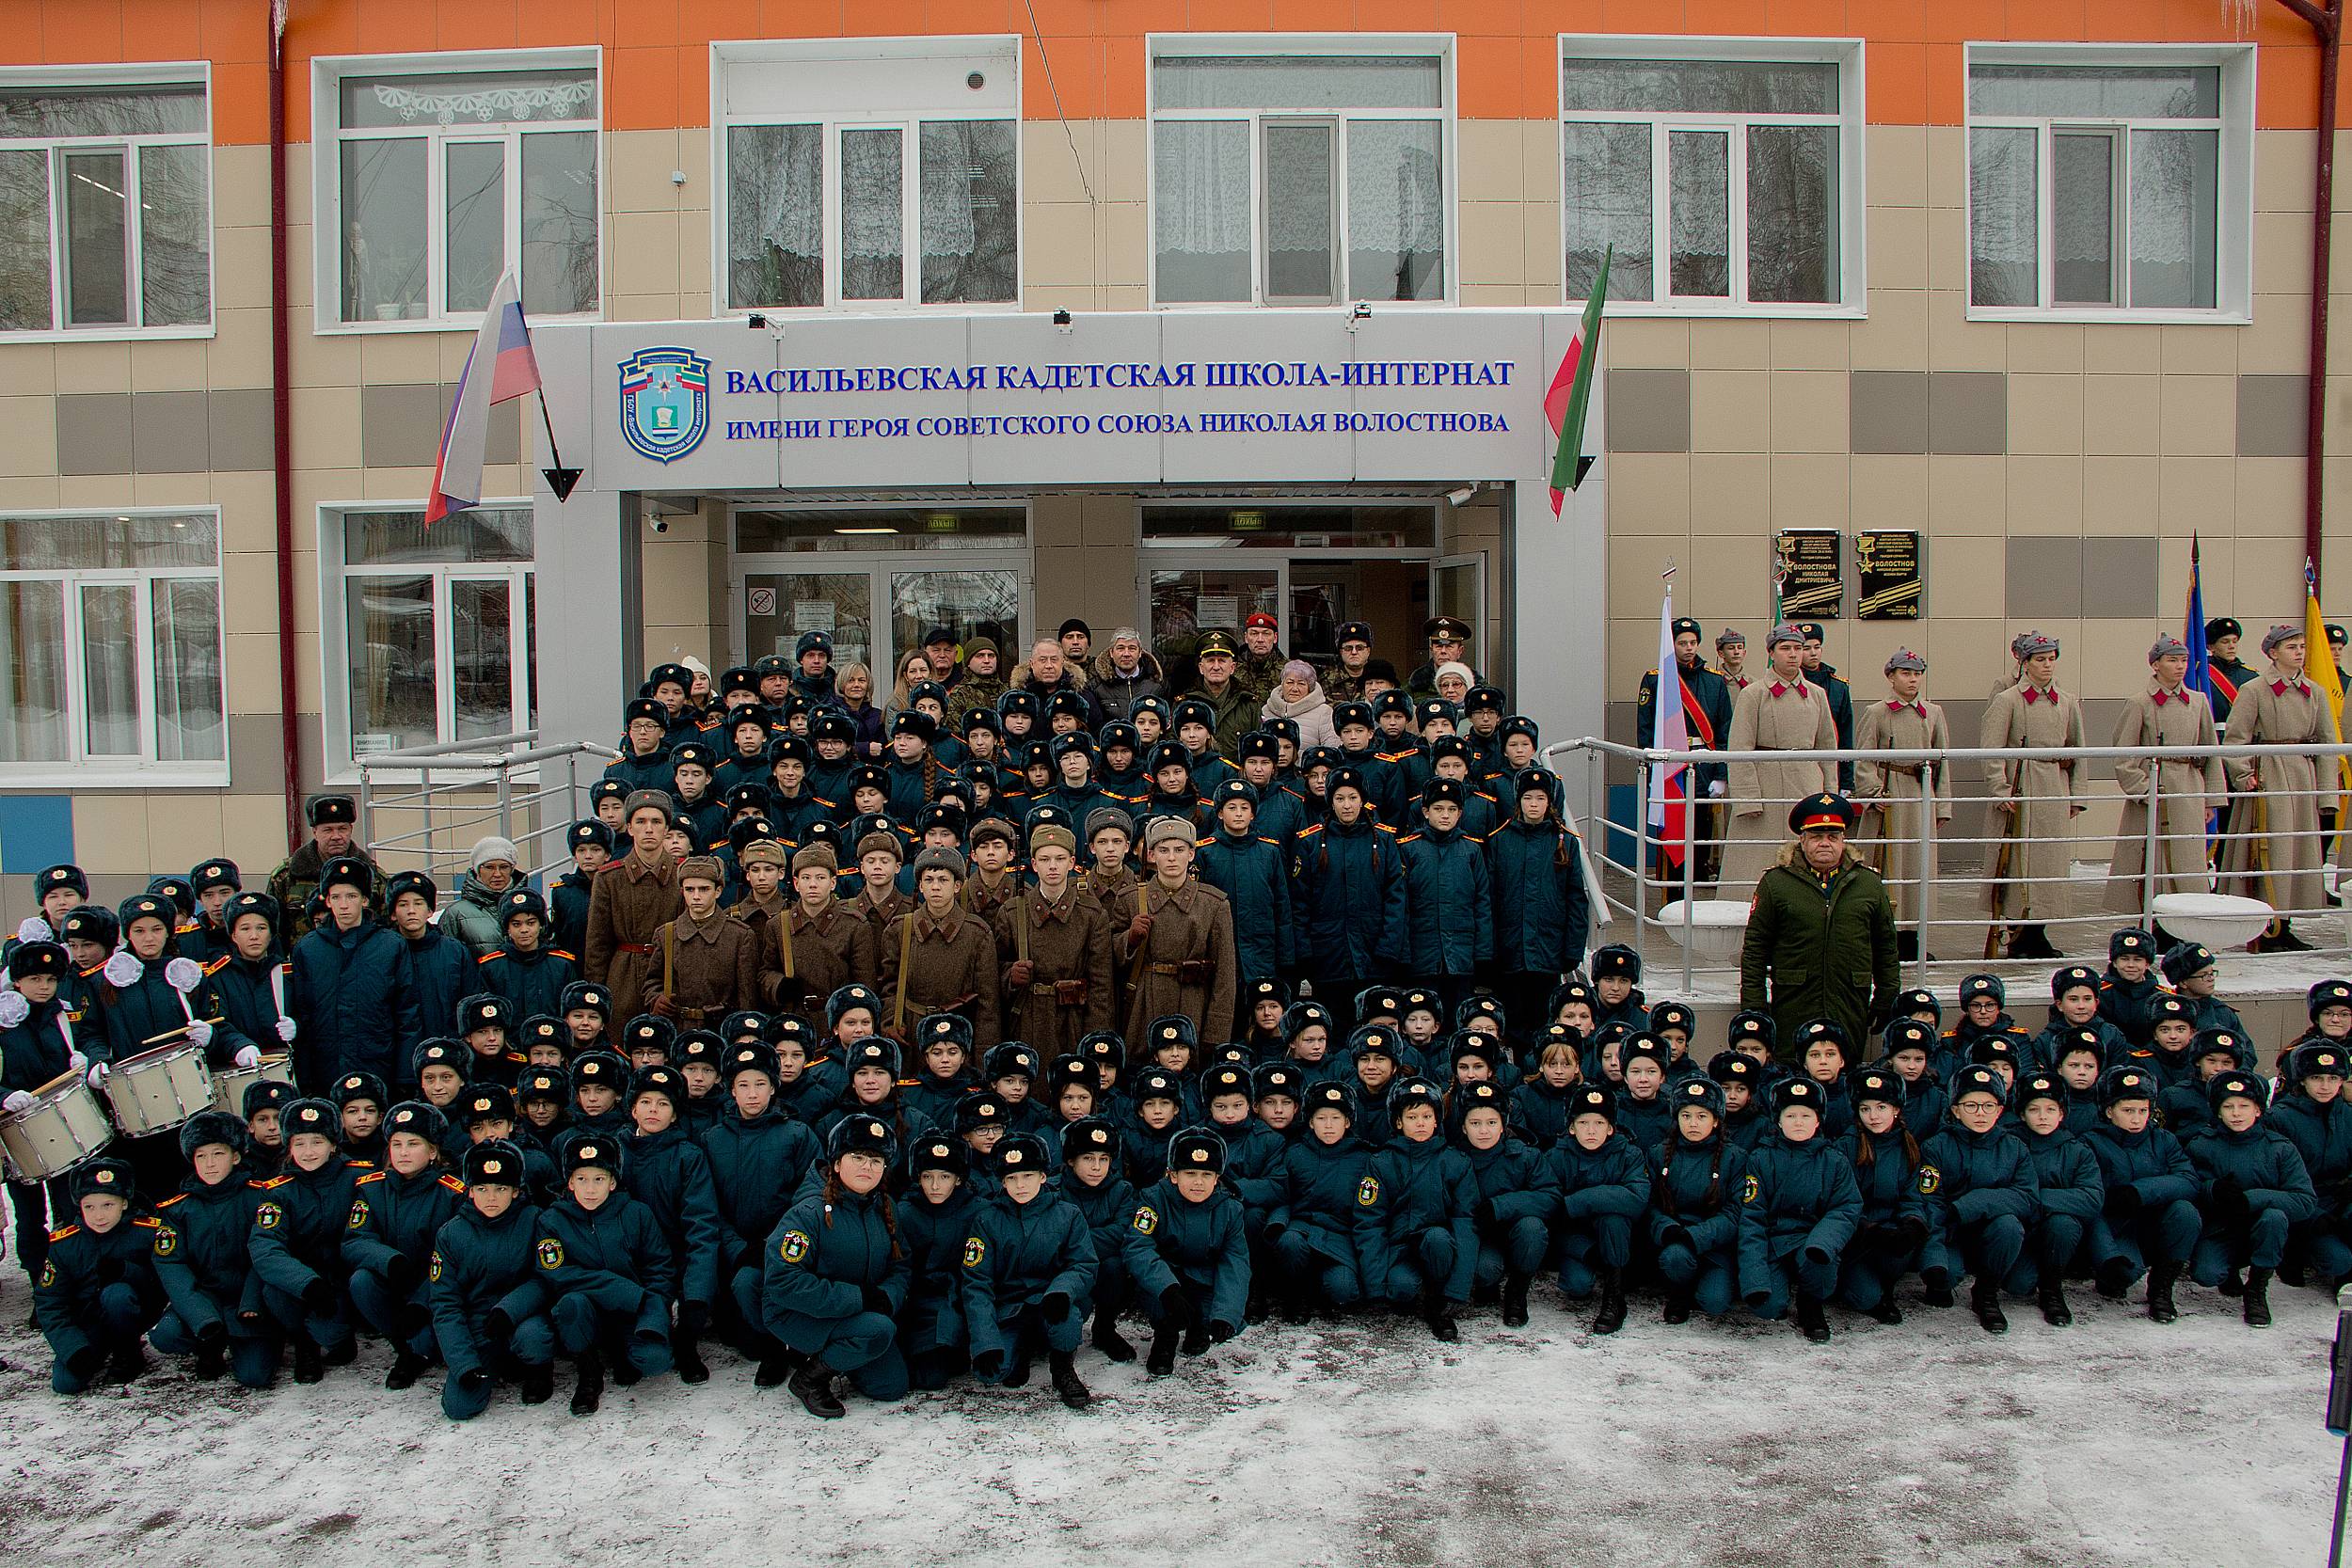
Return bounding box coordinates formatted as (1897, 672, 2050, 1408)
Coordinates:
(1147, 562, 1280, 694)
(1432, 553, 1486, 673)
(743, 571, 873, 673)
(735, 556, 1025, 689)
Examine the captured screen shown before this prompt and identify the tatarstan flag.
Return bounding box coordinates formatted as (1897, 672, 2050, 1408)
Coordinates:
(1546, 244, 1611, 516)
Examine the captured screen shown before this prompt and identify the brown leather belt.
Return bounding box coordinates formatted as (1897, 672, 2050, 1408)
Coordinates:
(1148, 960, 1212, 983)
(617, 942, 654, 955)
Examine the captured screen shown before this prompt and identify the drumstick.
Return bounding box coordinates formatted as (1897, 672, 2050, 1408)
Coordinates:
(30, 1067, 80, 1097)
(268, 963, 286, 1023)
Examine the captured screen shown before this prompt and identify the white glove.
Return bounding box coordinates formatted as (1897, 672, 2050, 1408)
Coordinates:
(14, 915, 49, 945)
(233, 1044, 261, 1069)
(0, 990, 27, 1030)
(165, 957, 205, 993)
(3, 1090, 34, 1115)
(275, 1017, 298, 1044)
(68, 1048, 87, 1073)
(85, 1062, 108, 1089)
(102, 951, 140, 989)
(1707, 781, 1725, 799)
(186, 1020, 213, 1050)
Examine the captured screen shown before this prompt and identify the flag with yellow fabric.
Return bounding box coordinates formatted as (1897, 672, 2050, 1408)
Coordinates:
(2304, 558, 2350, 825)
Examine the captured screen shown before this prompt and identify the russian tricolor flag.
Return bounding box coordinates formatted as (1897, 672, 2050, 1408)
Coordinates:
(424, 270, 542, 526)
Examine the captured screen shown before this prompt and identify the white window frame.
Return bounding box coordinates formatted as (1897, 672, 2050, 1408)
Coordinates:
(309, 46, 604, 336)
(0, 61, 215, 342)
(709, 36, 1025, 316)
(317, 501, 538, 784)
(1146, 33, 1458, 309)
(1556, 35, 1866, 320)
(0, 506, 228, 787)
(1963, 41, 2254, 325)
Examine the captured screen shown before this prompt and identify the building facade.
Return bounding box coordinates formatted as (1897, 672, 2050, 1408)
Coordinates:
(0, 1, 2342, 905)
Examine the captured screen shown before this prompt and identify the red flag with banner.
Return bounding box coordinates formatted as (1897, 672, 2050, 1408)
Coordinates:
(1546, 245, 1612, 516)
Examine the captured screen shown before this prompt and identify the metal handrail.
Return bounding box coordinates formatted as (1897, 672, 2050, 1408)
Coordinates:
(356, 735, 621, 890)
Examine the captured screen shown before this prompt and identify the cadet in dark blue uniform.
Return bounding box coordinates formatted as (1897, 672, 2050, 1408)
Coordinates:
(1836, 1067, 1931, 1323)
(343, 1101, 467, 1389)
(535, 1132, 675, 1415)
(2, 939, 93, 1289)
(622, 1065, 726, 1385)
(2272, 1041, 2352, 1285)
(1738, 1078, 1863, 1340)
(2006, 1072, 2105, 1325)
(1539, 1085, 1641, 1334)
(148, 1109, 271, 1386)
(961, 1131, 1098, 1407)
(1271, 1083, 1376, 1321)
(34, 1158, 162, 1392)
(247, 1098, 368, 1382)
(2188, 1071, 2318, 1327)
(1917, 1066, 2041, 1334)
(761, 1115, 910, 1419)
(1648, 1070, 1749, 1323)
(476, 888, 579, 1022)
(1125, 1125, 1251, 1374)
(1359, 1077, 1478, 1339)
(2096, 927, 2165, 1046)
(430, 1139, 558, 1418)
(1054, 1117, 1140, 1359)
(1395, 779, 1493, 1022)
(1454, 1080, 1551, 1326)
(705, 1043, 822, 1382)
(291, 857, 405, 1094)
(897, 1132, 977, 1387)
(550, 821, 615, 961)
(1486, 767, 1591, 1044)
(2084, 1066, 2201, 1323)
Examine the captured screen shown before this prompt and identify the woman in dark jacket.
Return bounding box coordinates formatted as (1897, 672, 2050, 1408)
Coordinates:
(1486, 768, 1591, 1042)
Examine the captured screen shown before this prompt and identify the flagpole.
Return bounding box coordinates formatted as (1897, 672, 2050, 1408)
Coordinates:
(537, 390, 580, 501)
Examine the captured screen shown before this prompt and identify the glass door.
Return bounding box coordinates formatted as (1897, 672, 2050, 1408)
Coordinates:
(890, 567, 1022, 678)
(1432, 553, 1486, 673)
(743, 571, 873, 673)
(1147, 562, 1281, 695)
(737, 555, 1027, 691)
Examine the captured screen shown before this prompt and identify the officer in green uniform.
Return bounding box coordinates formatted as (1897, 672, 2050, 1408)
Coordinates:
(1737, 793, 1899, 1063)
(265, 796, 385, 949)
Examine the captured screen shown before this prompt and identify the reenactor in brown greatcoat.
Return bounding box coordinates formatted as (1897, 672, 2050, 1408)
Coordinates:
(642, 856, 762, 1026)
(765, 843, 877, 1019)
(1118, 817, 1239, 1047)
(583, 789, 686, 1042)
(994, 820, 1115, 1058)
(878, 847, 1002, 1051)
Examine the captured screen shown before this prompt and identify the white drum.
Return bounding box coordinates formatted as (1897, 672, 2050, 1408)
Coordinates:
(210, 1053, 294, 1114)
(0, 1070, 114, 1182)
(103, 1042, 214, 1137)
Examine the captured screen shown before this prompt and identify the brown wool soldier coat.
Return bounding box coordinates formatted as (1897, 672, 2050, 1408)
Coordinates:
(583, 853, 685, 1041)
(1853, 696, 1953, 927)
(1979, 679, 2085, 922)
(643, 909, 763, 1025)
(993, 883, 1115, 1056)
(2107, 683, 2226, 911)
(1721, 675, 1838, 889)
(765, 901, 878, 1017)
(879, 906, 1002, 1051)
(2221, 666, 2342, 912)
(1118, 877, 1239, 1047)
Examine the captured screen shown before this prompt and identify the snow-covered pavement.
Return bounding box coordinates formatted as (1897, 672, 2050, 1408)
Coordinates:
(3, 1274, 2342, 1567)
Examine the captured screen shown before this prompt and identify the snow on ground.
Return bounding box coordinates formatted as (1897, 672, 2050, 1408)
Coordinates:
(2, 1270, 2344, 1568)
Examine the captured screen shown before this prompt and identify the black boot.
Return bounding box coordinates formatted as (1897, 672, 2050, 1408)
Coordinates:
(1795, 1294, 1831, 1343)
(1180, 1325, 1212, 1356)
(1921, 1270, 1954, 1309)
(1592, 1269, 1629, 1336)
(2244, 1266, 2275, 1327)
(1093, 1312, 1137, 1362)
(1867, 1296, 1903, 1325)
(754, 1342, 801, 1388)
(2094, 1258, 2133, 1302)
(1422, 1282, 1458, 1343)
(2261, 923, 2316, 954)
(788, 1357, 845, 1418)
(2148, 1262, 2181, 1324)
(1048, 1349, 1091, 1410)
(1661, 1280, 1693, 1325)
(292, 1338, 324, 1385)
(1006, 1352, 1034, 1388)
(103, 1343, 148, 1385)
(2218, 1267, 2244, 1297)
(569, 1351, 604, 1417)
(1972, 1278, 2008, 1335)
(674, 1333, 709, 1386)
(2038, 1281, 2072, 1327)
(1896, 930, 1920, 963)
(384, 1350, 428, 1390)
(323, 1338, 358, 1368)
(1146, 1330, 1178, 1377)
(518, 1365, 554, 1404)
(609, 1337, 643, 1386)
(1280, 1286, 1311, 1327)
(191, 1340, 227, 1382)
(1502, 1271, 1531, 1328)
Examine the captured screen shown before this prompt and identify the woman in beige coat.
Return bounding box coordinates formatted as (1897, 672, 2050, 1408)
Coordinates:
(1720, 625, 1838, 890)
(2221, 624, 2342, 950)
(2106, 635, 2225, 916)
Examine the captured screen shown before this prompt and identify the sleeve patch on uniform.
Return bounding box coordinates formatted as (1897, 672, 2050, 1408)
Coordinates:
(152, 1227, 178, 1258)
(1132, 1205, 1159, 1235)
(1740, 1174, 1760, 1204)
(1917, 1165, 1941, 1196)
(428, 1251, 443, 1283)
(346, 1198, 369, 1230)
(960, 1236, 984, 1268)
(1355, 1177, 1380, 1208)
(781, 1230, 811, 1264)
(256, 1202, 284, 1230)
(536, 1237, 564, 1271)
(38, 1260, 56, 1288)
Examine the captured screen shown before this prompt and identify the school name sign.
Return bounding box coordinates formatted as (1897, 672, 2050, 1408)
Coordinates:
(548, 309, 1576, 492)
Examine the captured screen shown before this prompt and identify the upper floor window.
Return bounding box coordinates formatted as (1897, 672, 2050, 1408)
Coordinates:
(1966, 47, 2253, 320)
(717, 38, 1020, 312)
(0, 70, 211, 336)
(314, 51, 599, 329)
(1560, 40, 1860, 314)
(0, 510, 225, 784)
(1150, 40, 1451, 307)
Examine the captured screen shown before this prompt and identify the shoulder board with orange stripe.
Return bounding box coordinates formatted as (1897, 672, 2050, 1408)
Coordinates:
(1375, 823, 1397, 835)
(1257, 837, 1280, 847)
(348, 1159, 377, 1170)
(1296, 823, 1323, 838)
(549, 948, 576, 962)
(250, 1175, 291, 1190)
(133, 1215, 160, 1228)
(203, 955, 231, 975)
(437, 1175, 468, 1195)
(356, 1169, 387, 1185)
(155, 1193, 185, 1209)
(477, 952, 501, 964)
(79, 963, 104, 979)
(47, 1224, 78, 1242)
(1397, 833, 1423, 846)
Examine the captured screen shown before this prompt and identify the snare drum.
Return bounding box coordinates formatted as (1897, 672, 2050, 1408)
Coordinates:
(103, 1043, 214, 1137)
(0, 1071, 114, 1182)
(210, 1053, 294, 1114)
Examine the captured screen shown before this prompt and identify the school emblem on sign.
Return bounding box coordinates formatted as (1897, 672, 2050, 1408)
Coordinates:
(618, 346, 711, 464)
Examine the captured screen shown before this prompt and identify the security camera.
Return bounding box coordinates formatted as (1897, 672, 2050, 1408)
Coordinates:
(1350, 302, 1372, 320)
(1052, 308, 1072, 327)
(649, 517, 670, 534)
(746, 312, 767, 329)
(1445, 484, 1477, 507)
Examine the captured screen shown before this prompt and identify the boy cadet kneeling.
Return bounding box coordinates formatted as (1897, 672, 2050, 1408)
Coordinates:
(430, 1139, 558, 1418)
(535, 1132, 675, 1416)
(961, 1130, 1099, 1408)
(762, 1113, 911, 1419)
(249, 1098, 367, 1383)
(1124, 1126, 1250, 1375)
(36, 1158, 163, 1392)
(149, 1109, 273, 1386)
(344, 1101, 468, 1390)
